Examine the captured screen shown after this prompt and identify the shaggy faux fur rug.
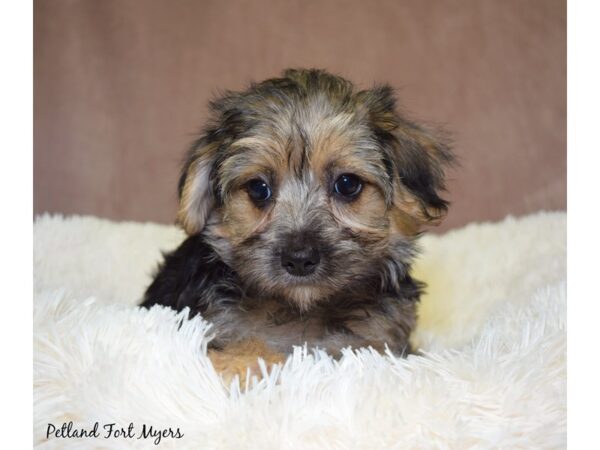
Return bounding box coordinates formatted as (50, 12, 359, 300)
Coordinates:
(33, 212, 566, 449)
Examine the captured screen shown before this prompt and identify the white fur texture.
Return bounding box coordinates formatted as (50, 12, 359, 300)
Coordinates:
(34, 212, 566, 449)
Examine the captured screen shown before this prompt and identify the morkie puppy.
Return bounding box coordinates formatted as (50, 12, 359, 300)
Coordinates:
(141, 69, 453, 372)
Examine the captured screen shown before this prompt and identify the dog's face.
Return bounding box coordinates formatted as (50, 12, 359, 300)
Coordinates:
(177, 69, 452, 309)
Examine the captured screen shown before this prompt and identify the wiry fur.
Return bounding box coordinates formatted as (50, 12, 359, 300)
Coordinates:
(141, 69, 453, 356)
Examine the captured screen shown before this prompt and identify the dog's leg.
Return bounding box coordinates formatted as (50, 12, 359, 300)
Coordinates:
(208, 338, 286, 385)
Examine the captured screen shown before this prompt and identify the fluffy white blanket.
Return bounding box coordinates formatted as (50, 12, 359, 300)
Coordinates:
(33, 212, 566, 449)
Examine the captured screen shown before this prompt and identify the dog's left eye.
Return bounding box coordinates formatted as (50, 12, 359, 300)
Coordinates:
(334, 174, 363, 198)
(246, 179, 272, 203)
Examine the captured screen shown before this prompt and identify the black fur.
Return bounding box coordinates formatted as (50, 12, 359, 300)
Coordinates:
(142, 235, 242, 315)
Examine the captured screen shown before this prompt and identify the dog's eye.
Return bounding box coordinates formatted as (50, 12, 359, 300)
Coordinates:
(246, 179, 272, 203)
(334, 174, 362, 198)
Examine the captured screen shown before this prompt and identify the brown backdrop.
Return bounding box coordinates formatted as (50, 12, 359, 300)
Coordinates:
(34, 0, 566, 232)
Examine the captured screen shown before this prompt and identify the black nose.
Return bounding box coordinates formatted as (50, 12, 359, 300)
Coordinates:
(281, 246, 321, 276)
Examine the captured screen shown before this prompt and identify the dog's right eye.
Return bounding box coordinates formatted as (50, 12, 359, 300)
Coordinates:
(334, 173, 363, 199)
(246, 179, 272, 204)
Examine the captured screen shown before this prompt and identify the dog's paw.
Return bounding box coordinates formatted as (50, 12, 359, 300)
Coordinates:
(208, 338, 285, 386)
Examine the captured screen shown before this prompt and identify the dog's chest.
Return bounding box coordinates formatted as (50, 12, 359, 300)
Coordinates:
(204, 296, 415, 356)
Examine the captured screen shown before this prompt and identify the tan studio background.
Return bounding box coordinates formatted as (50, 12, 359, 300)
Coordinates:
(34, 0, 566, 232)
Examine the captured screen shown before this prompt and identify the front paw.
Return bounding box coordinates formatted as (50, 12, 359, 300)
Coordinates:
(208, 338, 285, 385)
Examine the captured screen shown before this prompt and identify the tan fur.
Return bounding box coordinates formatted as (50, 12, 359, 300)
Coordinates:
(394, 184, 447, 226)
(390, 207, 420, 237)
(219, 191, 273, 244)
(208, 338, 285, 386)
(177, 143, 219, 234)
(209, 122, 396, 254)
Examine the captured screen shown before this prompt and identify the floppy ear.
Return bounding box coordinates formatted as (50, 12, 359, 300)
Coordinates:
(361, 85, 454, 233)
(176, 136, 220, 235)
(177, 88, 257, 234)
(391, 119, 453, 227)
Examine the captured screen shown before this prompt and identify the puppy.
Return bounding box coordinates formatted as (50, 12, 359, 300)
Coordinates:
(141, 69, 453, 375)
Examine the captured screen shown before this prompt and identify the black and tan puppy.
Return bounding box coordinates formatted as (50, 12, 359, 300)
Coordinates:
(141, 69, 453, 374)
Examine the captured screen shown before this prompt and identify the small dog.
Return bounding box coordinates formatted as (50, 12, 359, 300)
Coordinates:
(141, 69, 453, 372)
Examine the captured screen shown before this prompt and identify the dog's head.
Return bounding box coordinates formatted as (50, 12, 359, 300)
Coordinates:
(177, 69, 453, 309)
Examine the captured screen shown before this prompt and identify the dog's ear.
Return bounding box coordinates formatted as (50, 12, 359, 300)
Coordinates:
(176, 135, 220, 235)
(390, 118, 454, 229)
(177, 89, 256, 234)
(361, 85, 454, 233)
